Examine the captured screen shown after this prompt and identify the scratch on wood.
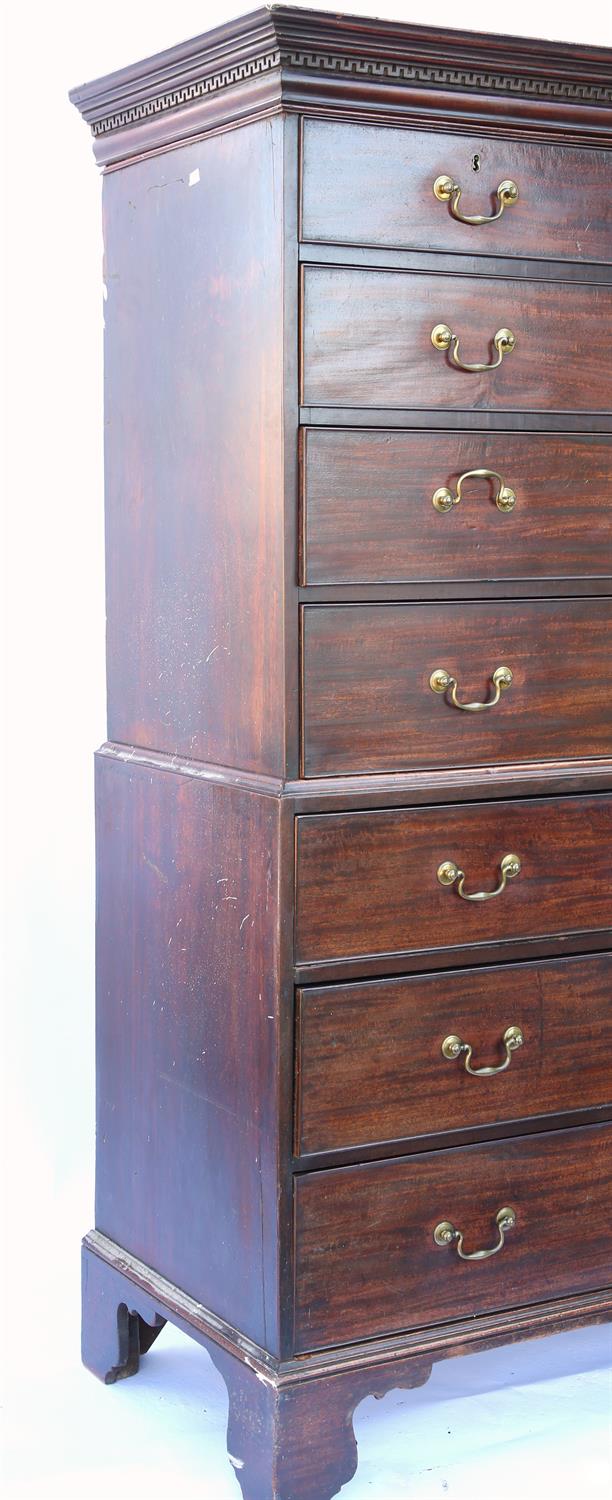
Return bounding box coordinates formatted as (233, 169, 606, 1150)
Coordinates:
(142, 853, 168, 884)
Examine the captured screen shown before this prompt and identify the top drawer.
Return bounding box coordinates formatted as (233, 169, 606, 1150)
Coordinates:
(301, 120, 612, 267)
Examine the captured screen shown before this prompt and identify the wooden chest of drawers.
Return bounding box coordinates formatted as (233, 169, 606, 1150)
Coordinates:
(72, 8, 612, 1499)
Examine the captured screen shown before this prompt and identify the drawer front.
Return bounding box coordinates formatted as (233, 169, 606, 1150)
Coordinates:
(302, 599, 612, 777)
(301, 120, 612, 266)
(296, 954, 612, 1155)
(301, 267, 612, 411)
(301, 429, 612, 586)
(295, 795, 612, 965)
(293, 1124, 612, 1351)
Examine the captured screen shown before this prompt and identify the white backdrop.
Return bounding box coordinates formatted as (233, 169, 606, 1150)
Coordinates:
(3, 2, 612, 1496)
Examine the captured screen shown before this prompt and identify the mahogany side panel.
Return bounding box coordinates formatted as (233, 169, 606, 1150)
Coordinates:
(301, 266, 612, 412)
(95, 752, 284, 1353)
(295, 794, 612, 965)
(301, 598, 612, 775)
(301, 120, 612, 265)
(103, 118, 287, 775)
(296, 953, 612, 1155)
(294, 1123, 612, 1351)
(301, 428, 612, 586)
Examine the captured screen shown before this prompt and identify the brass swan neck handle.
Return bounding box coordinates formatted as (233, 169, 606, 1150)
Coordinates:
(442, 1025, 524, 1076)
(434, 1208, 517, 1261)
(429, 665, 513, 712)
(433, 175, 519, 225)
(431, 323, 516, 372)
(433, 468, 516, 514)
(437, 854, 522, 902)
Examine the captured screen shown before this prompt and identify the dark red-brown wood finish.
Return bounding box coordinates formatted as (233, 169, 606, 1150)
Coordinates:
(301, 119, 612, 263)
(72, 7, 612, 1499)
(95, 753, 287, 1351)
(84, 1232, 612, 1500)
(296, 795, 612, 966)
(296, 953, 612, 1156)
(302, 598, 612, 774)
(294, 1124, 612, 1350)
(301, 428, 612, 586)
(102, 119, 289, 775)
(301, 266, 612, 411)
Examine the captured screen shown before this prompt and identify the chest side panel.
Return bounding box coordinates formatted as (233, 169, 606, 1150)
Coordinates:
(95, 753, 284, 1351)
(103, 119, 287, 775)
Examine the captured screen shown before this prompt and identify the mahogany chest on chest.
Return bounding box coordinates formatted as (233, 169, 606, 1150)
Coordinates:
(71, 8, 612, 1496)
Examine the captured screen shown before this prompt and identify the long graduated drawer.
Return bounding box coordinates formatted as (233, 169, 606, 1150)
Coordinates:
(295, 794, 612, 968)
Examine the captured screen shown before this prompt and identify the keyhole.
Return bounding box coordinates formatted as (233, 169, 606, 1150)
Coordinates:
(471, 153, 481, 172)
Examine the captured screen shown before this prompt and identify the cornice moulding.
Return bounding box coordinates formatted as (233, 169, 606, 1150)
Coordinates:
(70, 4, 612, 166)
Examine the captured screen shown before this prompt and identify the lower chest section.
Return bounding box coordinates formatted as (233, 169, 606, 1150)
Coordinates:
(290, 793, 612, 1357)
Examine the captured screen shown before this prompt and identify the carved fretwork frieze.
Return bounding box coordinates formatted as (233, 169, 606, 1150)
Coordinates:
(287, 49, 612, 103)
(70, 5, 612, 162)
(90, 45, 612, 138)
(91, 50, 281, 136)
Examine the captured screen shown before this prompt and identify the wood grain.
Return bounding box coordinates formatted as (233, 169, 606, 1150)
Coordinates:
(215, 1348, 429, 1500)
(85, 1225, 612, 1376)
(71, 7, 612, 169)
(82, 1230, 612, 1500)
(300, 405, 612, 434)
(301, 120, 612, 265)
(302, 266, 612, 411)
(302, 599, 612, 775)
(74, 9, 612, 1493)
(295, 794, 612, 964)
(301, 429, 612, 586)
(294, 1123, 612, 1350)
(103, 120, 287, 774)
(287, 757, 612, 811)
(296, 953, 612, 1155)
(95, 752, 284, 1352)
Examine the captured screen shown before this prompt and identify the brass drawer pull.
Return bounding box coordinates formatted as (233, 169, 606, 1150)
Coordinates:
(437, 853, 521, 901)
(433, 468, 516, 514)
(434, 1207, 517, 1261)
(429, 665, 513, 711)
(431, 323, 516, 372)
(442, 1025, 524, 1075)
(433, 174, 519, 224)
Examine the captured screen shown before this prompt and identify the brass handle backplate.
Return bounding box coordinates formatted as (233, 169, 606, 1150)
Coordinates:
(433, 468, 516, 514)
(437, 853, 521, 901)
(433, 175, 519, 225)
(431, 323, 516, 372)
(430, 665, 513, 711)
(442, 1025, 524, 1076)
(434, 1207, 517, 1260)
